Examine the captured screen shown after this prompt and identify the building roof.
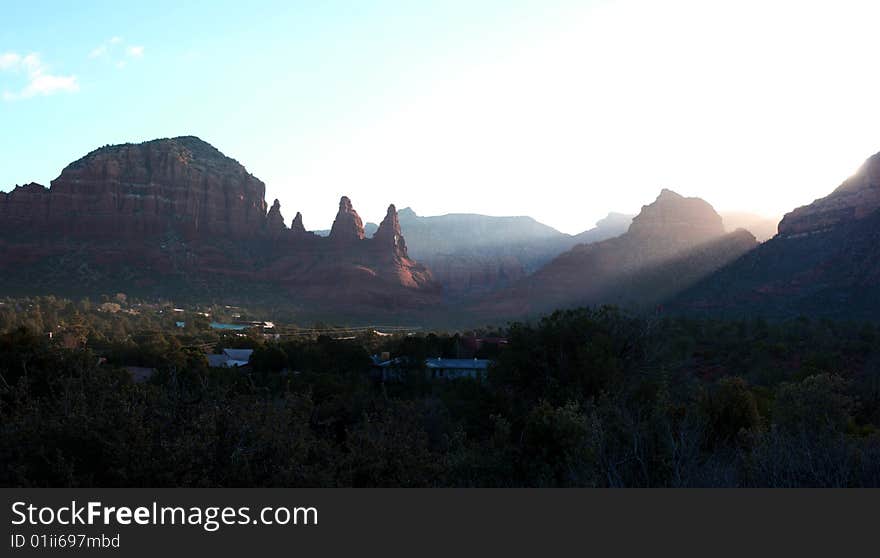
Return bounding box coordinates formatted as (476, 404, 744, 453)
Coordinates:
(371, 355, 409, 367)
(210, 322, 249, 331)
(207, 350, 253, 368)
(207, 354, 229, 368)
(222, 348, 253, 362)
(425, 358, 491, 370)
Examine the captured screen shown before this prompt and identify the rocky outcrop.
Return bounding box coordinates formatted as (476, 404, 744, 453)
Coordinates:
(261, 198, 436, 301)
(372, 204, 406, 255)
(290, 212, 308, 235)
(778, 151, 880, 237)
(328, 196, 365, 242)
(265, 199, 286, 236)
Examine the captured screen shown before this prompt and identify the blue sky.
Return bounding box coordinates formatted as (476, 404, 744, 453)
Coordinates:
(4, 1, 880, 233)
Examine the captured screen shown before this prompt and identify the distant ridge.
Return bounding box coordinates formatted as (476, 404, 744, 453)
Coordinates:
(391, 208, 630, 295)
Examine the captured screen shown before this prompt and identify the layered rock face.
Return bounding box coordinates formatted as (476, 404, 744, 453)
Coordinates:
(0, 137, 438, 315)
(674, 150, 880, 320)
(0, 182, 51, 229)
(480, 189, 757, 317)
(778, 151, 880, 237)
(1, 137, 270, 239)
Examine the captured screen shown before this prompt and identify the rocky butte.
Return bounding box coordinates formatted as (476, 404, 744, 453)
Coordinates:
(0, 137, 268, 239)
(0, 137, 439, 317)
(477, 189, 758, 319)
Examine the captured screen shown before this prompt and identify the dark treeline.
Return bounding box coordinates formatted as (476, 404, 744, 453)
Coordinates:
(2, 297, 880, 487)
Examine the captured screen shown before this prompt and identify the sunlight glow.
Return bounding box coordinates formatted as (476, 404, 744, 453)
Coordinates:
(268, 0, 880, 233)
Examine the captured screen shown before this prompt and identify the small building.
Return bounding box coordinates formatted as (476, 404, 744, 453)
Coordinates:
(207, 348, 254, 368)
(369, 354, 411, 382)
(207, 354, 230, 368)
(425, 358, 491, 381)
(209, 322, 250, 331)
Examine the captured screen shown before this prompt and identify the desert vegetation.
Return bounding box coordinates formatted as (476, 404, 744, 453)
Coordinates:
(2, 296, 879, 487)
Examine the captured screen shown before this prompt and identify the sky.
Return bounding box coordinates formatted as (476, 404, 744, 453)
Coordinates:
(3, 0, 880, 234)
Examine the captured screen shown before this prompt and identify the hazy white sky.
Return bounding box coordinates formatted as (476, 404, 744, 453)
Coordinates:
(288, 0, 880, 232)
(4, 0, 880, 233)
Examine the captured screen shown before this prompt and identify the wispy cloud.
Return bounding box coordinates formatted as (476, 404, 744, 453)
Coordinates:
(0, 51, 78, 101)
(0, 52, 22, 70)
(88, 45, 107, 59)
(88, 37, 145, 68)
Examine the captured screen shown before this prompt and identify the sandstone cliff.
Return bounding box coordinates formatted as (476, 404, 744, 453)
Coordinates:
(778, 151, 880, 237)
(0, 137, 439, 316)
(4, 137, 269, 239)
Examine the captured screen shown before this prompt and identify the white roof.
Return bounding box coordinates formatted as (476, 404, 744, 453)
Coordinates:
(207, 354, 229, 368)
(222, 348, 254, 362)
(425, 358, 491, 370)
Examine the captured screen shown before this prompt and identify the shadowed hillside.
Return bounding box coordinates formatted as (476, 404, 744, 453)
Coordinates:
(673, 150, 880, 320)
(478, 189, 758, 319)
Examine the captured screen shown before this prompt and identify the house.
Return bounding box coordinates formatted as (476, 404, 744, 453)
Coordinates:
(425, 358, 491, 381)
(207, 354, 230, 368)
(369, 354, 411, 382)
(206, 348, 254, 368)
(209, 322, 249, 331)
